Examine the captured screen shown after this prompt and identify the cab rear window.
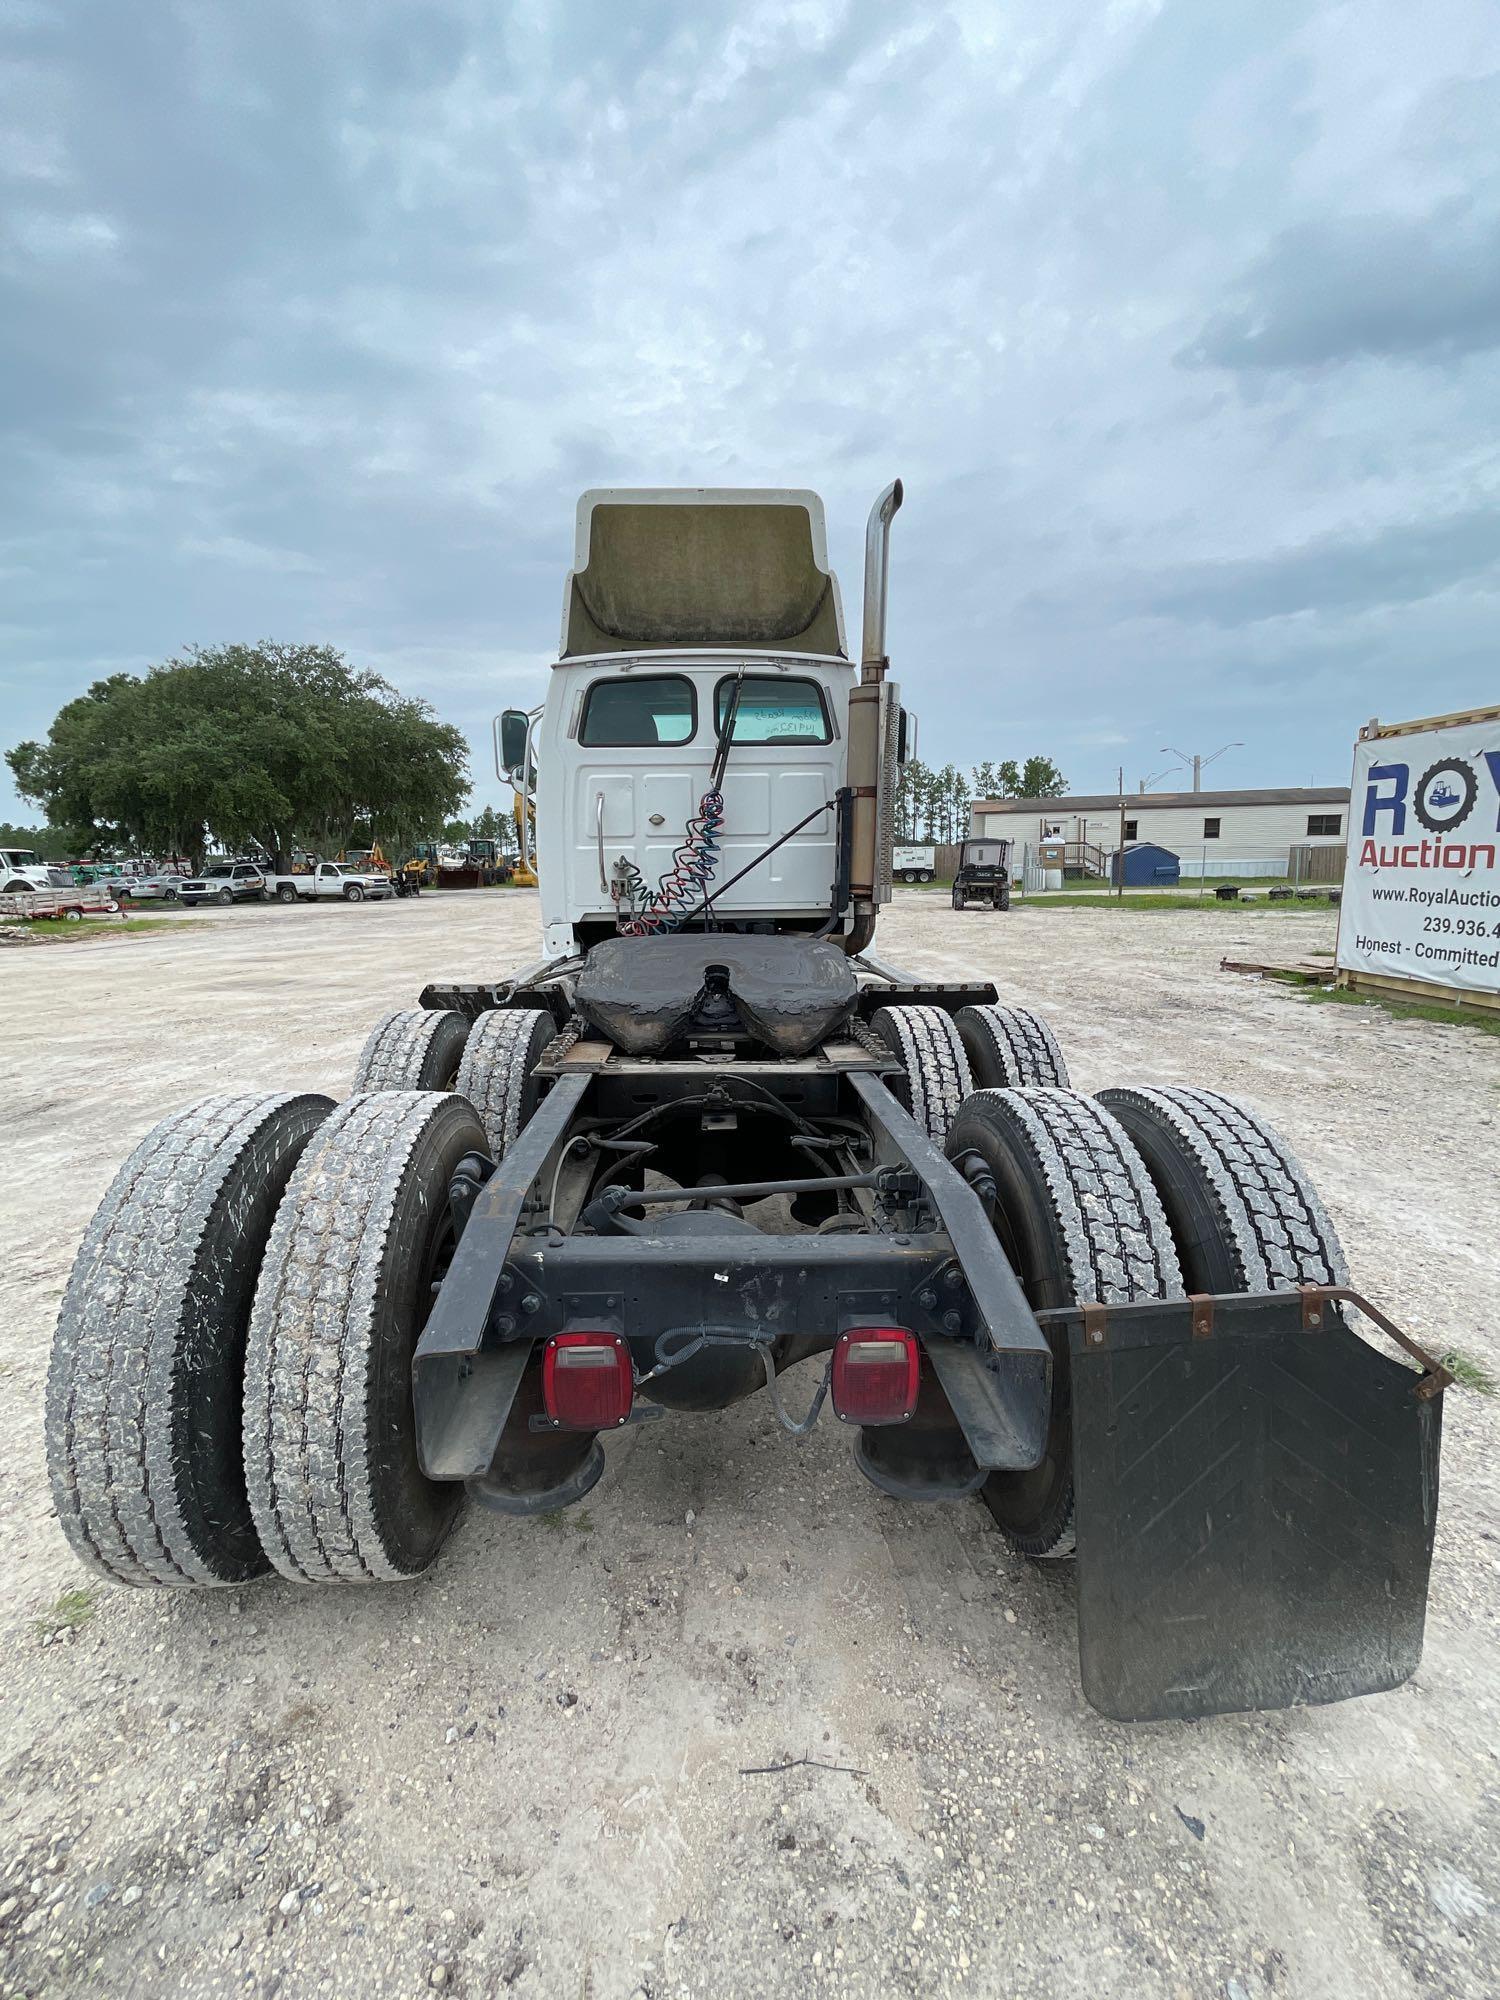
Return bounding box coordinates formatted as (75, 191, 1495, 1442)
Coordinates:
(580, 675, 695, 746)
(715, 675, 831, 744)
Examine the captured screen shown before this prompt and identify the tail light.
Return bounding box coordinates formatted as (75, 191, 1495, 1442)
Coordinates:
(831, 1328, 920, 1425)
(542, 1333, 634, 1430)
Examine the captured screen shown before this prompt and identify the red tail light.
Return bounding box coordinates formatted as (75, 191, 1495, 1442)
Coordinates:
(542, 1333, 634, 1430)
(831, 1328, 920, 1425)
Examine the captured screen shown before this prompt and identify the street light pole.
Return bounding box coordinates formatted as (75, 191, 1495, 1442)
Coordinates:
(1160, 742, 1244, 792)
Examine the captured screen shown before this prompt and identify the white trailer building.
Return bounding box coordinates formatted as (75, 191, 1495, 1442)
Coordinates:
(970, 786, 1351, 881)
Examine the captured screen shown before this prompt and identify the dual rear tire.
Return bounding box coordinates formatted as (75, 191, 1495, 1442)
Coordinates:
(47, 1002, 562, 1593)
(872, 1002, 1069, 1145)
(350, 1005, 556, 1158)
(46, 1093, 335, 1587)
(957, 1083, 1348, 1560)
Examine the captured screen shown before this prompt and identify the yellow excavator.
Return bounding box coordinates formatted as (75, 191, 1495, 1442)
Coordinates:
(511, 788, 538, 889)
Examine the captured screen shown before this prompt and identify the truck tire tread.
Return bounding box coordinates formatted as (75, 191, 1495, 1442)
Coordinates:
(243, 1092, 480, 1584)
(949, 1087, 1184, 1557)
(46, 1092, 333, 1588)
(869, 1005, 974, 1146)
(454, 1008, 557, 1157)
(352, 1008, 469, 1093)
(954, 1004, 1069, 1090)
(1095, 1086, 1347, 1290)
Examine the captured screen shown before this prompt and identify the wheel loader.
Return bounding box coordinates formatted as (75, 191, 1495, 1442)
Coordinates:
(47, 484, 1450, 1722)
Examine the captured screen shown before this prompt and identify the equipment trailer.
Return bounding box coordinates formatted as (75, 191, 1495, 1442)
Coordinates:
(47, 484, 1449, 1723)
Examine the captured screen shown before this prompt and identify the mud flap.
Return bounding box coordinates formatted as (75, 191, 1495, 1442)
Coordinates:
(1062, 1295, 1443, 1722)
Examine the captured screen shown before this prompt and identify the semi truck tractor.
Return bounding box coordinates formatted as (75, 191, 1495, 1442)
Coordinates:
(46, 484, 1450, 1722)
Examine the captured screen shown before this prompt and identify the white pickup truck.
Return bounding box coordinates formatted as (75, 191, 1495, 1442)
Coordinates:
(263, 861, 393, 904)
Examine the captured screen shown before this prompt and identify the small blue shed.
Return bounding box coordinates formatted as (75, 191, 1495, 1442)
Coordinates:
(1111, 841, 1180, 888)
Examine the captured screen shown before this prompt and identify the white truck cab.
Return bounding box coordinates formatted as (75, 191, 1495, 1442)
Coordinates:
(506, 486, 911, 962)
(1, 847, 53, 894)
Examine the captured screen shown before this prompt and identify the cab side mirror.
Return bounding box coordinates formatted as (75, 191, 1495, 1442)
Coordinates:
(496, 709, 530, 781)
(898, 708, 918, 765)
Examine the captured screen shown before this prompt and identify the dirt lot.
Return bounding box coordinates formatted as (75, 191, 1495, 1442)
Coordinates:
(2, 891, 1496, 2000)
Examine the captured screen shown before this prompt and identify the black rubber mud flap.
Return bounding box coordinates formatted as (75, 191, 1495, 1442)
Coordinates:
(1067, 1303, 1442, 1722)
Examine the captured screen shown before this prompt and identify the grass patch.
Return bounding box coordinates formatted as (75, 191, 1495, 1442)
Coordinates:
(17, 916, 175, 940)
(536, 1507, 594, 1535)
(1441, 1348, 1496, 1395)
(36, 1587, 95, 1635)
(1020, 891, 1341, 913)
(1288, 983, 1500, 1038)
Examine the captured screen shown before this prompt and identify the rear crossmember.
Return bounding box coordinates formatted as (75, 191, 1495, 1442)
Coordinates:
(413, 1066, 1056, 1486)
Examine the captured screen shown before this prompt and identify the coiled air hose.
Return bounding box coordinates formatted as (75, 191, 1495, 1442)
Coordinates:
(613, 789, 726, 935)
(612, 671, 745, 936)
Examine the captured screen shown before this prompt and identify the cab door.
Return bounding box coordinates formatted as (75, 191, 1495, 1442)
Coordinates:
(561, 670, 700, 921)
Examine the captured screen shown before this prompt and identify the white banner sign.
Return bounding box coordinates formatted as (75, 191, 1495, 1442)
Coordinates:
(1338, 715, 1500, 996)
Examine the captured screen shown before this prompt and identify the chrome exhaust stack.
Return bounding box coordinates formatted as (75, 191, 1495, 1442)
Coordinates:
(860, 478, 904, 684)
(847, 478, 904, 947)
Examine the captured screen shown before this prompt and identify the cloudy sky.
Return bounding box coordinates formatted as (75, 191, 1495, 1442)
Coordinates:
(3, 0, 1498, 819)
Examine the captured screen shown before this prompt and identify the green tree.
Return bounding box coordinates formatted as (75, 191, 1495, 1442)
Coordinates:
(932, 763, 971, 842)
(1019, 755, 1067, 798)
(7, 643, 470, 865)
(0, 819, 102, 861)
(895, 759, 932, 841)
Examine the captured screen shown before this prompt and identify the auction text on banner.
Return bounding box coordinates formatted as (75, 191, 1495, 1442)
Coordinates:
(1339, 716, 1500, 998)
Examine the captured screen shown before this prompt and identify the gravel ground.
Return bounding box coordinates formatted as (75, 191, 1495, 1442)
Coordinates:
(2, 891, 1496, 2000)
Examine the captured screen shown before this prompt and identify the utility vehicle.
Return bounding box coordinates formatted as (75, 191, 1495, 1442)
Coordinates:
(47, 484, 1448, 1722)
(951, 837, 1013, 910)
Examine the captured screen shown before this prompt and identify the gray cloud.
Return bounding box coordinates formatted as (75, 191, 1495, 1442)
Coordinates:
(1181, 209, 1500, 370)
(1145, 509, 1500, 626)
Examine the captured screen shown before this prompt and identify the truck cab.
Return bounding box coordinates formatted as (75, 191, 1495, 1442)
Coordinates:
(0, 847, 52, 894)
(506, 487, 910, 962)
